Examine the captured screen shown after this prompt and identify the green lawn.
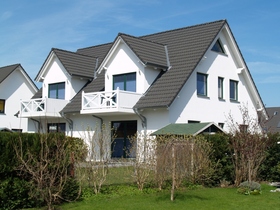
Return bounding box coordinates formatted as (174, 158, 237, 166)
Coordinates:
(57, 183, 280, 210)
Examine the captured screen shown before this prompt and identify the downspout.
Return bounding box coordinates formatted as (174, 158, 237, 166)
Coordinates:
(60, 111, 73, 137)
(92, 115, 103, 129)
(133, 107, 147, 161)
(31, 118, 41, 133)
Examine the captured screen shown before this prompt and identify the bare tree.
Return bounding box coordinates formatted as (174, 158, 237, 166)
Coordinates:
(14, 134, 86, 210)
(227, 104, 271, 186)
(80, 123, 115, 194)
(155, 135, 214, 201)
(128, 132, 156, 191)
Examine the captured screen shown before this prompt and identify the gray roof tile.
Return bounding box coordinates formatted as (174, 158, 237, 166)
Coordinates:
(120, 33, 168, 68)
(52, 48, 97, 79)
(0, 64, 20, 84)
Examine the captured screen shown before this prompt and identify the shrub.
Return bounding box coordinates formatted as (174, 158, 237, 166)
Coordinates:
(237, 181, 261, 195)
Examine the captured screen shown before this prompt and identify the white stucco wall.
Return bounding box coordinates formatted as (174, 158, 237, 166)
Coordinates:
(168, 30, 259, 132)
(104, 42, 160, 94)
(0, 69, 37, 132)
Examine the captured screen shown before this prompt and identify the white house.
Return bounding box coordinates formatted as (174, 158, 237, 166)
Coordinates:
(19, 20, 267, 158)
(0, 64, 38, 132)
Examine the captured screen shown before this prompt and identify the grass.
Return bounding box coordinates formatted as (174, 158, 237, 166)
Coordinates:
(27, 166, 280, 210)
(57, 183, 280, 210)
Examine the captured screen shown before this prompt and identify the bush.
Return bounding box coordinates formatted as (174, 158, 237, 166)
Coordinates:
(61, 177, 81, 202)
(237, 181, 261, 195)
(204, 134, 234, 186)
(0, 177, 35, 209)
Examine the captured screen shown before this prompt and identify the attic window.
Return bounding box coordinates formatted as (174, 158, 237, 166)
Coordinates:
(211, 39, 225, 54)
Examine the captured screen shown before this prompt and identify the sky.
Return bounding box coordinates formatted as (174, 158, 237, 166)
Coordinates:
(0, 0, 279, 107)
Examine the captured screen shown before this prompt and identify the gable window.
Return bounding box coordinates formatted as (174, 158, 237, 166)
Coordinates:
(113, 73, 136, 92)
(211, 39, 225, 54)
(0, 99, 5, 114)
(197, 73, 208, 96)
(230, 80, 238, 101)
(49, 82, 65, 99)
(218, 77, 224, 99)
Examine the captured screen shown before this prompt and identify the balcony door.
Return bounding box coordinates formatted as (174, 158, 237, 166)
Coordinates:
(111, 121, 137, 158)
(113, 73, 136, 92)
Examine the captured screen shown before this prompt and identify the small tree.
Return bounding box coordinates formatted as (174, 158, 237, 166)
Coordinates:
(227, 104, 271, 186)
(128, 132, 157, 191)
(80, 123, 115, 194)
(155, 135, 214, 201)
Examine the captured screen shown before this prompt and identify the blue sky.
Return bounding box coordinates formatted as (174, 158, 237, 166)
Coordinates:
(0, 0, 279, 107)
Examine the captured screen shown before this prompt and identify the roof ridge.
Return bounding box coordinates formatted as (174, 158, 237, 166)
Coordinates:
(76, 42, 112, 52)
(119, 33, 166, 46)
(52, 48, 98, 59)
(140, 19, 226, 38)
(0, 63, 20, 70)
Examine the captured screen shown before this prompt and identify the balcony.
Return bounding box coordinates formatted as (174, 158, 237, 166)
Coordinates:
(81, 89, 142, 115)
(20, 98, 69, 118)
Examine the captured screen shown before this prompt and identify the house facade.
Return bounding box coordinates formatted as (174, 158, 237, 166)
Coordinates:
(19, 20, 267, 158)
(0, 64, 38, 132)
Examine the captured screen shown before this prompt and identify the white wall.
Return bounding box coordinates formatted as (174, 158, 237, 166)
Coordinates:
(168, 30, 259, 132)
(0, 69, 36, 132)
(104, 42, 160, 94)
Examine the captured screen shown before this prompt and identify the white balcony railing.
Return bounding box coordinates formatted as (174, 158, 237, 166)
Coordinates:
(81, 89, 142, 114)
(20, 98, 69, 118)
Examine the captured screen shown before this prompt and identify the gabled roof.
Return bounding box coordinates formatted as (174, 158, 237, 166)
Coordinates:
(151, 122, 225, 136)
(134, 20, 226, 108)
(61, 20, 226, 113)
(265, 107, 280, 134)
(119, 33, 168, 69)
(35, 48, 97, 81)
(0, 64, 38, 92)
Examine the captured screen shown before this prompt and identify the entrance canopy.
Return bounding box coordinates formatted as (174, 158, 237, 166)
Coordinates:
(151, 122, 225, 136)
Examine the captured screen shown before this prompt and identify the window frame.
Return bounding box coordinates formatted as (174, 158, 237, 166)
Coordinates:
(0, 99, 5, 114)
(48, 82, 65, 99)
(229, 79, 238, 101)
(218, 77, 224, 99)
(211, 39, 226, 54)
(113, 72, 136, 92)
(197, 73, 208, 96)
(47, 123, 66, 133)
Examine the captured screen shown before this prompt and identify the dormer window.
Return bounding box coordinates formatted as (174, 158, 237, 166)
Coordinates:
(113, 73, 136, 92)
(49, 82, 65, 99)
(211, 39, 225, 54)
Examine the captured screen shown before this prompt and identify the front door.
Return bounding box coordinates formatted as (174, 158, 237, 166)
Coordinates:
(111, 121, 137, 158)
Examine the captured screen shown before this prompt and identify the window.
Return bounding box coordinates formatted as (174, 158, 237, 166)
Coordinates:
(188, 120, 200, 123)
(113, 73, 136, 92)
(211, 39, 225, 54)
(0, 99, 5, 114)
(218, 123, 224, 129)
(49, 82, 65, 99)
(47, 123, 66, 133)
(197, 73, 207, 96)
(230, 80, 238, 101)
(218, 77, 224, 99)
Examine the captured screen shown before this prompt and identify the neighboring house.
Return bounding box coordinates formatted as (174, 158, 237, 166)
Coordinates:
(19, 20, 267, 158)
(265, 107, 280, 133)
(0, 64, 38, 132)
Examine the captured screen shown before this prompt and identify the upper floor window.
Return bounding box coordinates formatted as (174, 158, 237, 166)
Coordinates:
(49, 82, 65, 99)
(113, 73, 136, 92)
(211, 39, 225, 54)
(197, 73, 208, 96)
(0, 99, 5, 114)
(218, 77, 224, 99)
(230, 80, 238, 101)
